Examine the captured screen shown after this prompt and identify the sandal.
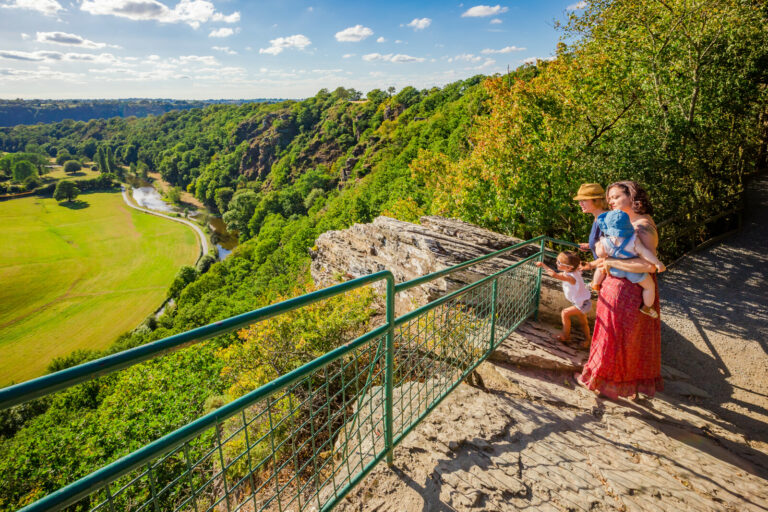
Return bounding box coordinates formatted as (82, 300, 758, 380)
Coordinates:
(640, 305, 659, 319)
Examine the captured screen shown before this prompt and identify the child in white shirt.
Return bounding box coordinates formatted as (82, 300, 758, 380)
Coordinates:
(535, 251, 592, 348)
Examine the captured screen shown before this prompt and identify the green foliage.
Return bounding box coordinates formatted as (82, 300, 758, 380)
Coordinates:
(53, 180, 80, 202)
(62, 159, 81, 174)
(168, 265, 198, 299)
(11, 160, 35, 182)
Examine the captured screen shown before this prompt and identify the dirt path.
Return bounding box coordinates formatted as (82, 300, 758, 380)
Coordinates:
(659, 174, 768, 445)
(120, 186, 208, 259)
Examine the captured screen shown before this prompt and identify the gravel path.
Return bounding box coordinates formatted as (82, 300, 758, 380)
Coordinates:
(660, 174, 768, 445)
(121, 186, 208, 259)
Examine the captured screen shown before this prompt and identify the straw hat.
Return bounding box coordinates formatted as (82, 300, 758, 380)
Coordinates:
(572, 183, 605, 201)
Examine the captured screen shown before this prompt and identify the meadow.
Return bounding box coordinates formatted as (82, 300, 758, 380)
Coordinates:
(0, 192, 199, 385)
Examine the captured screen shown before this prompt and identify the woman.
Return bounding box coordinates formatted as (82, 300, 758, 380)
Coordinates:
(572, 183, 609, 261)
(579, 181, 664, 400)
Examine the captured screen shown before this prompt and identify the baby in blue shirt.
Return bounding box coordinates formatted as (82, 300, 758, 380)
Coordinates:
(591, 210, 666, 318)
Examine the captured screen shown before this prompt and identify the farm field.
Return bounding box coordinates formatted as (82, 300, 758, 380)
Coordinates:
(0, 192, 199, 385)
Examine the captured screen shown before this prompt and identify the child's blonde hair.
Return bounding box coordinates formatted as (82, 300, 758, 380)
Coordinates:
(557, 251, 581, 270)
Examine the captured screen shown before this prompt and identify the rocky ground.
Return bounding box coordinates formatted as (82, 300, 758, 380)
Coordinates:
(335, 322, 768, 511)
(659, 174, 768, 447)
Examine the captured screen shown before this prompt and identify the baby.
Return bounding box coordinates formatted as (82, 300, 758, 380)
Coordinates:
(591, 210, 665, 318)
(535, 251, 592, 347)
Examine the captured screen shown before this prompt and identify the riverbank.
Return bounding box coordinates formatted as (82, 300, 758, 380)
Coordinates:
(120, 185, 209, 259)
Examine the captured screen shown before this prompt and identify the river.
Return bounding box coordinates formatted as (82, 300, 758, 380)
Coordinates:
(126, 177, 237, 259)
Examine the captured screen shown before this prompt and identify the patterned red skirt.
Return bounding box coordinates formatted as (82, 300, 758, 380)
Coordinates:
(579, 273, 664, 399)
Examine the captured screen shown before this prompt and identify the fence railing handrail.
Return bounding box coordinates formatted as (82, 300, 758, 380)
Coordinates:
(0, 271, 394, 410)
(1, 235, 553, 411)
(8, 233, 557, 512)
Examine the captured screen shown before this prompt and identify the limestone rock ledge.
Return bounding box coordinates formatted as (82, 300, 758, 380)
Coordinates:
(310, 215, 588, 321)
(332, 320, 768, 512)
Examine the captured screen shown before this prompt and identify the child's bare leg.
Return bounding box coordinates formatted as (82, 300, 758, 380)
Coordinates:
(638, 275, 655, 307)
(591, 267, 605, 291)
(638, 275, 659, 318)
(558, 306, 583, 341)
(576, 311, 591, 347)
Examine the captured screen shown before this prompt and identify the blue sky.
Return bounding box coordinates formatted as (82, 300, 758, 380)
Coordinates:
(0, 0, 585, 99)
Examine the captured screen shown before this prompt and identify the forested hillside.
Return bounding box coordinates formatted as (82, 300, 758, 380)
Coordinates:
(1, 0, 767, 509)
(0, 99, 276, 127)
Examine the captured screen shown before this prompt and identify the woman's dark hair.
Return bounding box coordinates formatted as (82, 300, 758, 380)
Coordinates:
(607, 181, 654, 215)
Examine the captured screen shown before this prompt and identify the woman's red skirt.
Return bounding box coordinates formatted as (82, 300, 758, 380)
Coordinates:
(579, 273, 664, 399)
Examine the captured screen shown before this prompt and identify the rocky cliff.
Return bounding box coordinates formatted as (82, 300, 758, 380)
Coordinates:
(310, 215, 587, 323)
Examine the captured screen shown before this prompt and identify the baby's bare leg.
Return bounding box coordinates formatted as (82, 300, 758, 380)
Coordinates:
(638, 275, 656, 308)
(591, 267, 605, 290)
(635, 237, 666, 272)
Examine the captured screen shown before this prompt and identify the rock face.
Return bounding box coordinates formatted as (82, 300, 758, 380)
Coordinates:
(332, 320, 768, 512)
(310, 215, 593, 321)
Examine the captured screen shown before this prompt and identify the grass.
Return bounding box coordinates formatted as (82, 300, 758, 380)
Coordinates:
(43, 165, 100, 182)
(0, 192, 199, 386)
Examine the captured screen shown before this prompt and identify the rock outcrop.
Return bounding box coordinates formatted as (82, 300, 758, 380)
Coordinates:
(310, 215, 592, 322)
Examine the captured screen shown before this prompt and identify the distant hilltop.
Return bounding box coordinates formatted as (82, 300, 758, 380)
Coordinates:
(0, 98, 287, 127)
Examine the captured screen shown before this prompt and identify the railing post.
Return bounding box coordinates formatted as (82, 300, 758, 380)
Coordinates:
(489, 278, 498, 350)
(384, 276, 395, 466)
(534, 238, 545, 320)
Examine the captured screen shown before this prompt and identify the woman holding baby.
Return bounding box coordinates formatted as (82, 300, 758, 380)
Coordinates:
(575, 181, 664, 400)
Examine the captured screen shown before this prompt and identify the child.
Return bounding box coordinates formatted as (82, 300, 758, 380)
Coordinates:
(534, 251, 592, 347)
(591, 210, 665, 318)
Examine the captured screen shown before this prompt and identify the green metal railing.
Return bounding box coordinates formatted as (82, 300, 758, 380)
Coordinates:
(1, 235, 564, 512)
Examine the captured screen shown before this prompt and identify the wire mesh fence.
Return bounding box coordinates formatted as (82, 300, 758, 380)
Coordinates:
(6, 240, 547, 512)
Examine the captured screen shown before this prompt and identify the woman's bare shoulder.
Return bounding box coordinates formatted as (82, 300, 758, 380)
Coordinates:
(633, 215, 657, 234)
(633, 215, 658, 250)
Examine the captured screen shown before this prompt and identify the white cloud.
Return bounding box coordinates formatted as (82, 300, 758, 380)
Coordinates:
(36, 31, 119, 49)
(449, 53, 482, 63)
(406, 17, 431, 30)
(179, 54, 217, 66)
(522, 57, 538, 65)
(212, 45, 236, 54)
(209, 27, 236, 38)
(21, 33, 30, 40)
(342, 53, 355, 58)
(395, 39, 403, 44)
(259, 34, 311, 55)
(490, 18, 502, 24)
(567, 1, 587, 10)
(481, 45, 525, 54)
(80, 0, 240, 29)
(362, 52, 425, 63)
(461, 5, 508, 17)
(0, 0, 63, 15)
(0, 49, 121, 63)
(335, 24, 373, 42)
(376, 36, 386, 43)
(211, 11, 239, 23)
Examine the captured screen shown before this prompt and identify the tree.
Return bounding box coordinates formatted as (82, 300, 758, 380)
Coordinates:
(11, 160, 36, 182)
(168, 265, 198, 299)
(54, 181, 80, 202)
(214, 187, 234, 214)
(55, 150, 71, 165)
(63, 160, 82, 175)
(167, 186, 182, 205)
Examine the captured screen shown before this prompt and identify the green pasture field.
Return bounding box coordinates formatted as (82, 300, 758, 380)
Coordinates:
(0, 192, 199, 386)
(43, 165, 100, 182)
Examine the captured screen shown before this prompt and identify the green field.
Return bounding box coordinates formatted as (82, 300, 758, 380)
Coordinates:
(0, 192, 199, 385)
